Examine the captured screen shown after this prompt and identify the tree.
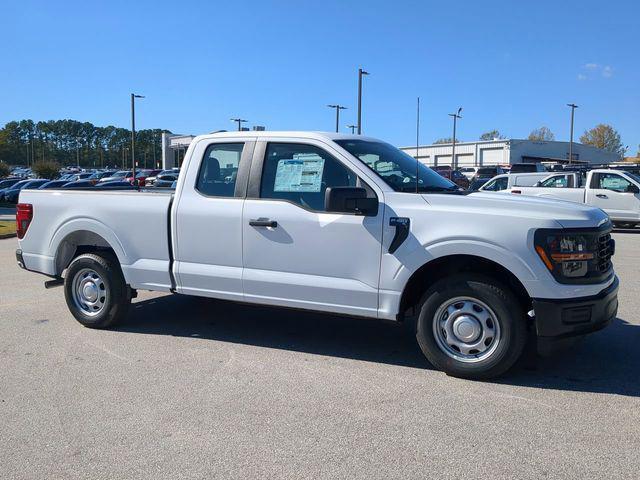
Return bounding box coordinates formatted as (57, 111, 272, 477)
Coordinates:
(579, 124, 624, 155)
(528, 127, 555, 142)
(32, 161, 61, 179)
(433, 137, 459, 144)
(0, 161, 10, 178)
(479, 130, 504, 141)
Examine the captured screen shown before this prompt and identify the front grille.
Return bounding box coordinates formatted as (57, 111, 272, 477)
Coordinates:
(596, 233, 613, 272)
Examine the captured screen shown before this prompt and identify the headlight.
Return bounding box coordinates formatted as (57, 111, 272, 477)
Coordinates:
(534, 227, 614, 284)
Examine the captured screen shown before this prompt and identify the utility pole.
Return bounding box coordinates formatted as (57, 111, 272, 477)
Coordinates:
(357, 68, 369, 134)
(567, 103, 578, 165)
(448, 108, 463, 168)
(327, 104, 347, 133)
(346, 124, 357, 134)
(231, 118, 248, 131)
(131, 93, 145, 184)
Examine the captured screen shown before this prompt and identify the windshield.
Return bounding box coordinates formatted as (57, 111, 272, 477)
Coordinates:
(626, 172, 640, 184)
(335, 139, 458, 193)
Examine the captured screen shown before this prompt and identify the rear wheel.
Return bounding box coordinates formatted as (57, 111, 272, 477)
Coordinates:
(64, 253, 131, 328)
(415, 274, 527, 379)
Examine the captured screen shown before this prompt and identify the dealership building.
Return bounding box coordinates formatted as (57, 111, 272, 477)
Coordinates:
(400, 139, 618, 168)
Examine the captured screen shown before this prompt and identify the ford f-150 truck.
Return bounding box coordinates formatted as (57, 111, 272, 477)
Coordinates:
(15, 132, 619, 379)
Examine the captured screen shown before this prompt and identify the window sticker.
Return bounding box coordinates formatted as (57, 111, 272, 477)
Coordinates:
(274, 155, 325, 192)
(601, 176, 627, 191)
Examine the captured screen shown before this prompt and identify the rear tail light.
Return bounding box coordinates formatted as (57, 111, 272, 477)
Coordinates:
(16, 203, 33, 239)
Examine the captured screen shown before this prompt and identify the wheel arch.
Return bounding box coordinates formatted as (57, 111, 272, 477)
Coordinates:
(398, 254, 532, 322)
(53, 229, 123, 277)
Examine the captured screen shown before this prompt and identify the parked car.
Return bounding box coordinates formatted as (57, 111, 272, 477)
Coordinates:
(98, 170, 131, 184)
(95, 181, 136, 190)
(472, 166, 505, 180)
(153, 171, 179, 187)
(509, 163, 547, 174)
(87, 170, 118, 185)
(504, 169, 640, 228)
(16, 131, 618, 380)
(3, 179, 49, 203)
(478, 172, 568, 192)
(129, 169, 162, 186)
(144, 168, 179, 187)
(38, 180, 71, 189)
(60, 180, 95, 189)
(459, 167, 479, 180)
(432, 166, 469, 189)
(0, 178, 22, 191)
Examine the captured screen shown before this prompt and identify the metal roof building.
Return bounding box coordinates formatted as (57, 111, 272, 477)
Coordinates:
(400, 139, 619, 168)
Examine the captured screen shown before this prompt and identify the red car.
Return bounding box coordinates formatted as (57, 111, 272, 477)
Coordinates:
(126, 169, 162, 186)
(433, 166, 470, 189)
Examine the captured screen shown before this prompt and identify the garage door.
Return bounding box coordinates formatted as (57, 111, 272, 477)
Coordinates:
(456, 154, 475, 167)
(435, 155, 452, 167)
(480, 148, 504, 166)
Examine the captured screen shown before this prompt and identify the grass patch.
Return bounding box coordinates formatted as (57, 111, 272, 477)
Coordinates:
(0, 220, 16, 236)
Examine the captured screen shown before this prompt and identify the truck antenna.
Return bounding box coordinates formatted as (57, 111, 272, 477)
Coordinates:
(416, 96, 420, 194)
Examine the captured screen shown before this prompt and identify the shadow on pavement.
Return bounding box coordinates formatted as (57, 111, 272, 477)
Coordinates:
(119, 294, 431, 370)
(117, 294, 640, 397)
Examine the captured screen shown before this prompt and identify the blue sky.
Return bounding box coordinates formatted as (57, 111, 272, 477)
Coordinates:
(1, 0, 638, 151)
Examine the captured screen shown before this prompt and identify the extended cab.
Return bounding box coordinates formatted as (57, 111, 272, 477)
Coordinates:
(15, 132, 619, 379)
(506, 169, 640, 227)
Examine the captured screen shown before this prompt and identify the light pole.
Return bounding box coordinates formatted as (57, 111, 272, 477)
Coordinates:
(567, 103, 578, 165)
(327, 104, 347, 133)
(357, 68, 369, 134)
(346, 124, 357, 134)
(448, 107, 463, 168)
(622, 145, 629, 162)
(131, 93, 145, 183)
(231, 118, 248, 131)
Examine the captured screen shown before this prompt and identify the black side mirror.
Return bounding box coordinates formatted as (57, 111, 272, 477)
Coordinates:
(626, 183, 639, 194)
(325, 186, 378, 216)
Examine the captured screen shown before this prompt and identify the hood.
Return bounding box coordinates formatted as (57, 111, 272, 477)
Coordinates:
(422, 191, 609, 229)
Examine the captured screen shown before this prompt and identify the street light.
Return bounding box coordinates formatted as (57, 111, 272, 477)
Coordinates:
(357, 68, 369, 134)
(346, 124, 357, 134)
(327, 104, 347, 133)
(131, 93, 145, 184)
(448, 107, 463, 168)
(231, 118, 248, 131)
(567, 103, 578, 165)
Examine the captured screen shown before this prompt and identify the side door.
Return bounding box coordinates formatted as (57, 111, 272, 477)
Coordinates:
(173, 138, 255, 300)
(587, 172, 640, 221)
(242, 139, 385, 317)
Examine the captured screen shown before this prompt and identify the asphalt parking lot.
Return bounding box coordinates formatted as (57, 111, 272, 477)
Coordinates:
(1, 233, 639, 479)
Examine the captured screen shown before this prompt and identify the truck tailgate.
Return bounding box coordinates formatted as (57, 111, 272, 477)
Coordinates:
(18, 189, 174, 291)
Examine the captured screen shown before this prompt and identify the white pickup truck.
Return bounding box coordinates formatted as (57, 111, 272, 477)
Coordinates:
(506, 169, 640, 227)
(15, 132, 619, 379)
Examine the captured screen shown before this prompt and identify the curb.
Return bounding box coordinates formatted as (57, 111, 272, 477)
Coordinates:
(0, 233, 16, 240)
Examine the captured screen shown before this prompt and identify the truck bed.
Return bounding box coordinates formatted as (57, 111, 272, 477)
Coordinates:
(18, 189, 174, 291)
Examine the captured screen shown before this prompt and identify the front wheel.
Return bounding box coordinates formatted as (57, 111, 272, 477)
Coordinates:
(64, 253, 131, 329)
(415, 274, 527, 379)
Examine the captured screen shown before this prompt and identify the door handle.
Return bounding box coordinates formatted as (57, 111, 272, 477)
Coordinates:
(596, 194, 608, 199)
(249, 219, 278, 228)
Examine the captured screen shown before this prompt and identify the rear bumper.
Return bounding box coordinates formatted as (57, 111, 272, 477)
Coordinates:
(533, 276, 618, 339)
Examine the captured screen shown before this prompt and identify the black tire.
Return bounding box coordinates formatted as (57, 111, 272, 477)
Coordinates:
(415, 274, 527, 380)
(64, 252, 131, 329)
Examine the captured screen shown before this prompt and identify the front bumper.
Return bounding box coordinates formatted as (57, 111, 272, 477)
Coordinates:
(533, 275, 619, 339)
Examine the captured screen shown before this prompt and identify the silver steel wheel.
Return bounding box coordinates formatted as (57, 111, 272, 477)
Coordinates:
(432, 296, 501, 363)
(71, 268, 107, 317)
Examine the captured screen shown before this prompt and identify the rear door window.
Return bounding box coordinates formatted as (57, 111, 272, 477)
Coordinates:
(196, 143, 245, 197)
